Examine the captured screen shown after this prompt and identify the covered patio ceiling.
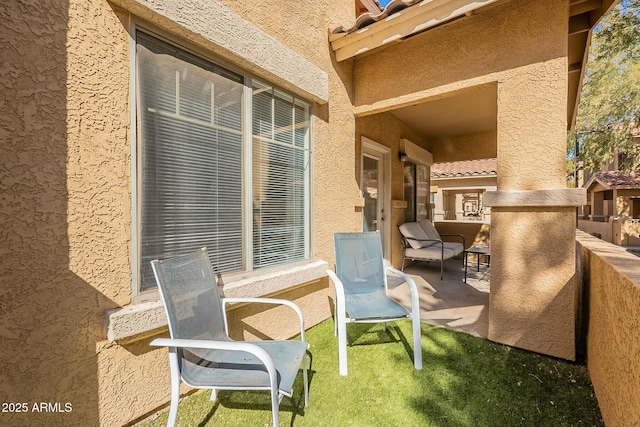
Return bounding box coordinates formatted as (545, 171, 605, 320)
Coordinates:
(332, 0, 618, 137)
(389, 83, 497, 138)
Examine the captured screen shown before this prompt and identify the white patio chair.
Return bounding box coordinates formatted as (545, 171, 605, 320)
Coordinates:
(326, 231, 423, 376)
(149, 248, 309, 427)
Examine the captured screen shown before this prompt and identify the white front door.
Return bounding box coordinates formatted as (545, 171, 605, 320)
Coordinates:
(361, 137, 391, 259)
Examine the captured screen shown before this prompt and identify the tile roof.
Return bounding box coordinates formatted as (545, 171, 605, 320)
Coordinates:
(333, 0, 422, 35)
(584, 170, 640, 189)
(431, 158, 497, 178)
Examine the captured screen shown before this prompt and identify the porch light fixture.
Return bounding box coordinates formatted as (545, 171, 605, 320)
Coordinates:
(398, 151, 407, 162)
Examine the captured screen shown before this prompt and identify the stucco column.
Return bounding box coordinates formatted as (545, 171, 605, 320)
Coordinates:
(434, 188, 445, 221)
(485, 62, 585, 360)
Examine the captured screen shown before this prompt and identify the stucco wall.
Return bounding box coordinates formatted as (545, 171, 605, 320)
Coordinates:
(579, 216, 640, 246)
(434, 221, 490, 248)
(352, 0, 576, 360)
(1, 1, 127, 426)
(2, 0, 357, 426)
(355, 0, 567, 190)
(578, 219, 615, 243)
(490, 208, 576, 359)
(576, 230, 640, 427)
(430, 130, 497, 163)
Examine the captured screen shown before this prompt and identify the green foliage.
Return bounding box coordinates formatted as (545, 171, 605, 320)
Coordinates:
(135, 320, 602, 427)
(574, 0, 640, 174)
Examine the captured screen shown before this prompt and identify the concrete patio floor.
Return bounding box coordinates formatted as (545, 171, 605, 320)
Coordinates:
(388, 256, 490, 338)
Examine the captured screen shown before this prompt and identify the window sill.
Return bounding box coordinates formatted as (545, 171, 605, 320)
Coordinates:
(106, 260, 328, 342)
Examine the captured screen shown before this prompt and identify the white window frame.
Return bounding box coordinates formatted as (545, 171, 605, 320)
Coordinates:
(130, 24, 314, 301)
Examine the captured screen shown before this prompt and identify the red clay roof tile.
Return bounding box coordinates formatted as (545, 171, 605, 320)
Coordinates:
(587, 170, 640, 188)
(431, 158, 497, 178)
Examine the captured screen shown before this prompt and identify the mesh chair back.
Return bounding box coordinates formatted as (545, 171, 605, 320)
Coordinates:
(334, 232, 386, 295)
(151, 248, 229, 342)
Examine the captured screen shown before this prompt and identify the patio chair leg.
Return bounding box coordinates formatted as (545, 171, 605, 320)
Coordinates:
(440, 260, 444, 280)
(337, 311, 348, 376)
(271, 389, 279, 427)
(166, 349, 181, 427)
(412, 315, 422, 370)
(406, 276, 423, 371)
(303, 353, 309, 407)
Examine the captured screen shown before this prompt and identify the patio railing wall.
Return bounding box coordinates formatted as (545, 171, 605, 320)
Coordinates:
(579, 217, 640, 246)
(576, 230, 640, 427)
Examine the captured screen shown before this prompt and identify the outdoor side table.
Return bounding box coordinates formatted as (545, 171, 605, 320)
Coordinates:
(464, 245, 491, 283)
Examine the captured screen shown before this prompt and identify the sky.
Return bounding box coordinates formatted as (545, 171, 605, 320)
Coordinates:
(378, 0, 393, 6)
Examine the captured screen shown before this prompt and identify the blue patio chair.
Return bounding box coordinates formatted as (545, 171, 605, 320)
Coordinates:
(326, 232, 423, 376)
(149, 248, 309, 427)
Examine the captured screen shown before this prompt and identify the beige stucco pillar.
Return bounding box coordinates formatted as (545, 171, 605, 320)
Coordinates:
(485, 64, 586, 360)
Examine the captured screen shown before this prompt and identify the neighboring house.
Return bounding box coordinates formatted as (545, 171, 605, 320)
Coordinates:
(431, 158, 497, 223)
(2, 0, 614, 425)
(578, 134, 640, 247)
(580, 170, 640, 246)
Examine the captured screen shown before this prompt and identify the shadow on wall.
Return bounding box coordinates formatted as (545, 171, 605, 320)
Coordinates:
(488, 207, 577, 360)
(0, 2, 117, 426)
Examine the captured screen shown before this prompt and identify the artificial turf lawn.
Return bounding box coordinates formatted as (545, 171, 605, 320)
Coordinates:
(135, 319, 603, 427)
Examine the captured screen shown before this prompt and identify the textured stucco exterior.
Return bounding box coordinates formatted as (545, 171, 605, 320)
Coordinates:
(2, 2, 130, 426)
(435, 221, 491, 248)
(1, 0, 357, 426)
(490, 208, 576, 359)
(2, 0, 600, 425)
(576, 231, 640, 426)
(109, 0, 329, 103)
(352, 0, 578, 360)
(430, 130, 497, 164)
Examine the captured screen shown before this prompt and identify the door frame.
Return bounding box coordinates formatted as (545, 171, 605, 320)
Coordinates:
(361, 136, 392, 260)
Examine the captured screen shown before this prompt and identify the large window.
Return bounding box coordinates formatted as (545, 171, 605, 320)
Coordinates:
(135, 31, 311, 292)
(403, 162, 429, 223)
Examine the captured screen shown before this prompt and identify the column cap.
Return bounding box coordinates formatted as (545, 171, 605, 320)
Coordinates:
(484, 188, 586, 207)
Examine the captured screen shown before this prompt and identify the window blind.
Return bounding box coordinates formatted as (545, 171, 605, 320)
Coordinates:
(252, 81, 310, 268)
(137, 32, 244, 291)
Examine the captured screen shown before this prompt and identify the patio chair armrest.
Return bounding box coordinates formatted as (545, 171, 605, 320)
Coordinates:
(151, 337, 264, 353)
(385, 267, 425, 295)
(326, 269, 347, 316)
(385, 266, 427, 316)
(406, 237, 444, 246)
(438, 233, 466, 248)
(150, 338, 277, 385)
(222, 297, 306, 341)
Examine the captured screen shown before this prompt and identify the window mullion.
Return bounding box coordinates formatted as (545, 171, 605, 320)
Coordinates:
(244, 78, 254, 272)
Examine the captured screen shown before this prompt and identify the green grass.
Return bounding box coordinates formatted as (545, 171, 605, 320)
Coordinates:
(135, 320, 603, 427)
